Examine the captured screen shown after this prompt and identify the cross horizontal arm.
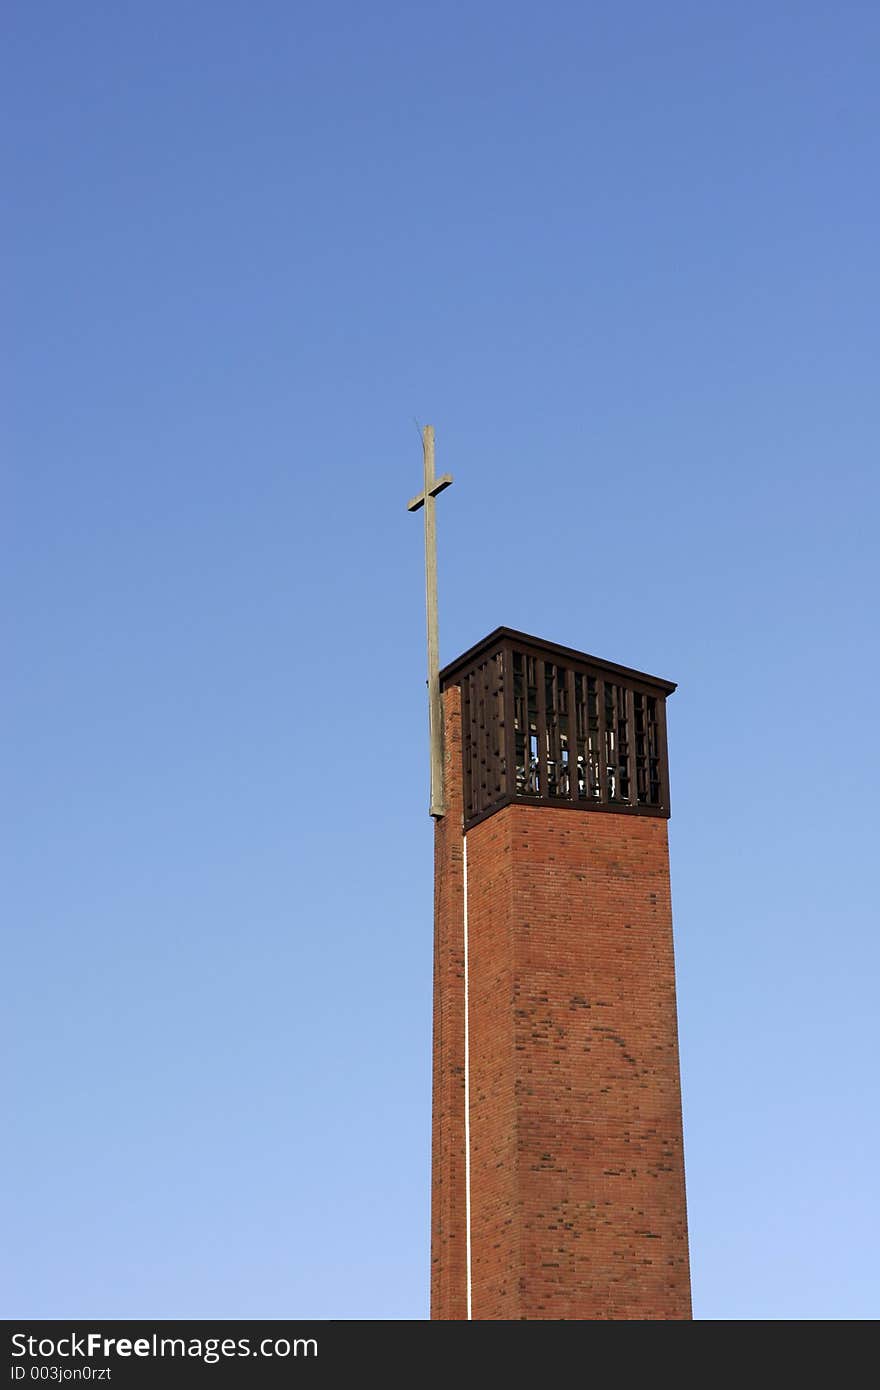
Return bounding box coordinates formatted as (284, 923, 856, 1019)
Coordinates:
(406, 473, 454, 512)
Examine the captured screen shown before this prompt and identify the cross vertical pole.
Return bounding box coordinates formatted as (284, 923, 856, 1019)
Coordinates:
(407, 425, 454, 818)
(423, 426, 444, 817)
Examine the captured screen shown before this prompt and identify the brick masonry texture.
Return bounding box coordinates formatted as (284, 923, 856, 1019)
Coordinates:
(431, 685, 692, 1320)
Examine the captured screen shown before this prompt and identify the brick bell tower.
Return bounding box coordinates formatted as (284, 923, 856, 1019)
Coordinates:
(431, 630, 692, 1320)
(406, 426, 690, 1321)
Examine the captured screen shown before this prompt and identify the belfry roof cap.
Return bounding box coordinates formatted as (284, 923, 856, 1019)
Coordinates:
(439, 626, 677, 696)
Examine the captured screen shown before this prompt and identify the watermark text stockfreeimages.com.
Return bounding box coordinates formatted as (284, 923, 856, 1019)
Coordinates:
(11, 1331, 317, 1369)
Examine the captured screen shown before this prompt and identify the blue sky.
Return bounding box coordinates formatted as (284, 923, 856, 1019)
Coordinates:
(4, 1, 878, 1319)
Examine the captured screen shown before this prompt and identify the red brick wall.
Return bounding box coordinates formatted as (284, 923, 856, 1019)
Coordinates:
(431, 686, 691, 1319)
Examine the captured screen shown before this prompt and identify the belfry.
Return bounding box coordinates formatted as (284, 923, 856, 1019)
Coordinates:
(409, 431, 692, 1320)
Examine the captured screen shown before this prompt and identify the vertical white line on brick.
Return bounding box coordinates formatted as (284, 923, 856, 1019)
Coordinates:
(462, 829, 473, 1320)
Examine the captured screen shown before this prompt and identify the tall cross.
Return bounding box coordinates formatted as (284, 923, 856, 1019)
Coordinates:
(407, 425, 454, 818)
